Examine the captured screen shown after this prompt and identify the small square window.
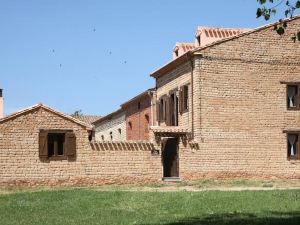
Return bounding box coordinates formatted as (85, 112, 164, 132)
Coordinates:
(110, 131, 113, 141)
(287, 133, 300, 160)
(39, 130, 76, 160)
(287, 85, 299, 110)
(48, 133, 65, 157)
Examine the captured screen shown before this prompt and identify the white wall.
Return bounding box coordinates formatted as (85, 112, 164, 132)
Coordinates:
(94, 112, 126, 141)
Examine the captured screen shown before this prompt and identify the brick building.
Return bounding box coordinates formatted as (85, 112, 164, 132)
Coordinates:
(94, 89, 154, 141)
(93, 108, 126, 142)
(0, 16, 300, 186)
(0, 104, 160, 186)
(121, 88, 154, 141)
(150, 16, 300, 180)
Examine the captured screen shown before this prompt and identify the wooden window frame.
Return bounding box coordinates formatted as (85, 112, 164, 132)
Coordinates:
(284, 130, 300, 160)
(281, 82, 300, 110)
(287, 84, 300, 110)
(168, 89, 179, 126)
(159, 95, 168, 122)
(39, 129, 76, 160)
(47, 133, 66, 159)
(183, 85, 189, 112)
(179, 84, 189, 114)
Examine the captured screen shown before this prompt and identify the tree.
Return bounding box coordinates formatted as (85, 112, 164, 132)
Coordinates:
(256, 0, 300, 41)
(71, 110, 83, 117)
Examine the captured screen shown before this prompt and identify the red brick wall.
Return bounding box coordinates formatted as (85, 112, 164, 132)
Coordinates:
(125, 96, 151, 141)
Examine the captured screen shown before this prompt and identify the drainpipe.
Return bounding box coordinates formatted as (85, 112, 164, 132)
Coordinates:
(186, 53, 194, 140)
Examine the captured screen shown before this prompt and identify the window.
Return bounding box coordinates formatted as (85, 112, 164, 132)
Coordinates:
(145, 114, 150, 133)
(138, 102, 141, 109)
(180, 84, 189, 113)
(160, 97, 168, 122)
(169, 92, 179, 126)
(110, 131, 113, 141)
(287, 85, 299, 109)
(118, 128, 122, 138)
(287, 133, 300, 159)
(128, 121, 132, 130)
(101, 135, 104, 141)
(48, 133, 65, 156)
(174, 49, 179, 57)
(39, 130, 76, 159)
(196, 35, 201, 46)
(159, 98, 164, 121)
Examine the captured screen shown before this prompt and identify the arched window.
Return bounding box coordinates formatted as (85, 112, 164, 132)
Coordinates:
(128, 122, 132, 130)
(145, 114, 150, 133)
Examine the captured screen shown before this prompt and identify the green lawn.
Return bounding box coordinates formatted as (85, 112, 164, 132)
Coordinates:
(0, 188, 299, 225)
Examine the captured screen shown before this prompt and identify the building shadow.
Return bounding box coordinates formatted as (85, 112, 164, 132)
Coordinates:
(141, 211, 300, 225)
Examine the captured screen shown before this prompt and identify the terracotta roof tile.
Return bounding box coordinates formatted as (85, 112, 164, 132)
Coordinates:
(173, 42, 195, 59)
(72, 115, 102, 125)
(195, 27, 251, 47)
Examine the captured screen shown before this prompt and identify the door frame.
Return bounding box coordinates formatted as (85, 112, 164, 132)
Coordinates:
(161, 137, 179, 178)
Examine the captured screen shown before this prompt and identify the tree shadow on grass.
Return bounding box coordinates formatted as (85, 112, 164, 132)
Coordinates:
(142, 211, 300, 225)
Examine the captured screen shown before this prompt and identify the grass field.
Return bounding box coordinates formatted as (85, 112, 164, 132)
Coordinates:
(0, 187, 299, 225)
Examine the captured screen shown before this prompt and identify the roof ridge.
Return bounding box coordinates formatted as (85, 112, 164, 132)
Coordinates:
(0, 103, 93, 130)
(193, 14, 300, 53)
(150, 14, 300, 78)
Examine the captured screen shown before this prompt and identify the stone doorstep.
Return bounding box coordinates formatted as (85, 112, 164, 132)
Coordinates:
(162, 177, 181, 182)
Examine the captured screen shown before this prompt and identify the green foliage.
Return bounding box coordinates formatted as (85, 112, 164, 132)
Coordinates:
(0, 189, 299, 225)
(256, 0, 300, 41)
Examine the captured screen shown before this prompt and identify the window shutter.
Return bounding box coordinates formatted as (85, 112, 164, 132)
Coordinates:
(298, 85, 300, 109)
(297, 134, 300, 159)
(39, 131, 48, 158)
(156, 100, 160, 123)
(184, 85, 189, 110)
(166, 96, 170, 126)
(179, 87, 183, 114)
(65, 132, 76, 157)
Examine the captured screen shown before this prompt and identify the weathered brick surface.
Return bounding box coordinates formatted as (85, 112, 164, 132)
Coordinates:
(0, 107, 162, 186)
(156, 61, 193, 129)
(125, 96, 151, 141)
(153, 18, 300, 179)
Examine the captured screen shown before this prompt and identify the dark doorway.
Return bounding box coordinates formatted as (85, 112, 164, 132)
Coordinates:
(162, 137, 179, 177)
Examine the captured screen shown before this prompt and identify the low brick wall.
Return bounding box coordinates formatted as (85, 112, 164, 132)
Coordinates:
(0, 107, 162, 187)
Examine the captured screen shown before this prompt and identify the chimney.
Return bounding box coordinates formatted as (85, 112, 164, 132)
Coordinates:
(0, 89, 3, 118)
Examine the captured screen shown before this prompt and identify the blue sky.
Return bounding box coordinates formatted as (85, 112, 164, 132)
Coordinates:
(0, 0, 286, 116)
